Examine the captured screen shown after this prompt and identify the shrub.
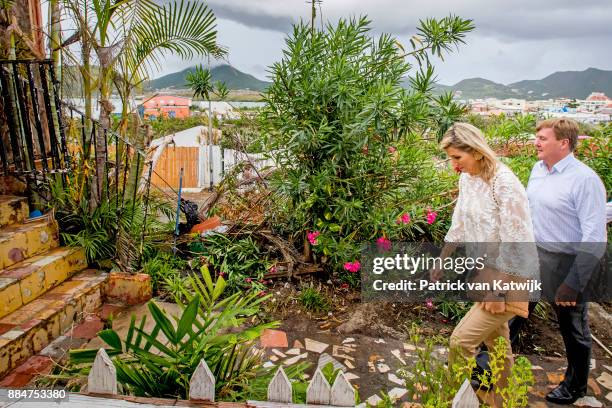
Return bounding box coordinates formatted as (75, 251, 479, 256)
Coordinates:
(70, 265, 282, 400)
(261, 16, 473, 272)
(298, 285, 330, 313)
(403, 324, 534, 407)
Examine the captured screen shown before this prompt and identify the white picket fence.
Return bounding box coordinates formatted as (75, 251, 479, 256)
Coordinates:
(87, 348, 479, 407)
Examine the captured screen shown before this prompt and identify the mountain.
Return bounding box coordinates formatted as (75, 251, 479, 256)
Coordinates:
(149, 64, 270, 91)
(432, 68, 612, 100)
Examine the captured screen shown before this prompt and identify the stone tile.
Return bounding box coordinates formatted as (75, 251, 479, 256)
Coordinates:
(285, 348, 301, 355)
(606, 392, 612, 403)
(0, 328, 24, 341)
(332, 345, 354, 360)
(292, 339, 304, 348)
(573, 396, 603, 407)
(589, 377, 602, 396)
(70, 316, 104, 340)
(376, 362, 391, 373)
(344, 359, 355, 369)
(317, 352, 346, 372)
(591, 359, 596, 370)
(0, 371, 33, 387)
(263, 361, 275, 368)
(98, 303, 123, 320)
(547, 371, 564, 384)
(391, 349, 406, 365)
(603, 365, 612, 373)
(269, 355, 279, 362)
(283, 352, 307, 366)
(374, 338, 386, 344)
(15, 355, 53, 376)
(366, 394, 382, 406)
(344, 372, 359, 381)
(304, 338, 328, 353)
(39, 335, 83, 361)
(271, 349, 286, 358)
(531, 365, 544, 370)
(342, 337, 355, 344)
(388, 373, 405, 386)
(0, 323, 15, 336)
(596, 372, 612, 390)
(388, 387, 408, 400)
(260, 329, 288, 348)
(404, 343, 416, 351)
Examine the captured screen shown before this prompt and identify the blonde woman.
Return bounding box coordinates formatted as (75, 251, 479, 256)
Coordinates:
(431, 122, 538, 404)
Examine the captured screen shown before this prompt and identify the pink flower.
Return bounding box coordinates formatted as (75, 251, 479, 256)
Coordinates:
(343, 261, 361, 273)
(376, 236, 392, 251)
(388, 146, 397, 154)
(426, 209, 438, 225)
(219, 272, 227, 278)
(425, 298, 434, 310)
(340, 283, 349, 289)
(396, 213, 411, 225)
(245, 278, 252, 283)
(269, 265, 277, 274)
(307, 231, 320, 245)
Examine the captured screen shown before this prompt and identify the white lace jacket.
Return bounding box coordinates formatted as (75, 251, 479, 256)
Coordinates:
(445, 163, 538, 279)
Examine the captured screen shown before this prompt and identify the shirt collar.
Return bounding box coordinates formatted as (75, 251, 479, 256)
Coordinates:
(540, 153, 575, 174)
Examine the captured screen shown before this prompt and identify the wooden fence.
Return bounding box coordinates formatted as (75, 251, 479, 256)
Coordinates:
(87, 348, 480, 407)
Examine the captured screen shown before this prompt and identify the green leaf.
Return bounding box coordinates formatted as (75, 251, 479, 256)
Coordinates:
(147, 300, 176, 344)
(98, 329, 122, 350)
(176, 296, 199, 341)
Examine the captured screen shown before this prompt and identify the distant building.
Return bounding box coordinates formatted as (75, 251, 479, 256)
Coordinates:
(142, 95, 191, 119)
(582, 92, 610, 112)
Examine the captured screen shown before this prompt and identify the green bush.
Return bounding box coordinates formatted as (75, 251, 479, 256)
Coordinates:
(261, 17, 473, 272)
(298, 285, 330, 313)
(70, 265, 283, 400)
(403, 324, 534, 407)
(189, 233, 270, 293)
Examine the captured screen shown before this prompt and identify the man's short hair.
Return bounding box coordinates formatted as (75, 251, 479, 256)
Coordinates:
(536, 118, 579, 151)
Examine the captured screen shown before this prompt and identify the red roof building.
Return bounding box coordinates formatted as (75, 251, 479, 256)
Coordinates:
(143, 95, 191, 119)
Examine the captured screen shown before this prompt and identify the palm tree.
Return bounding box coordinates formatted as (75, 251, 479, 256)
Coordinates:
(58, 0, 226, 202)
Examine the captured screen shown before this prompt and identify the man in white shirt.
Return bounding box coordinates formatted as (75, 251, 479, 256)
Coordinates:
(523, 118, 607, 404)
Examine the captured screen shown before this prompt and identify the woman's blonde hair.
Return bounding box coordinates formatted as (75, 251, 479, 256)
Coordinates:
(440, 122, 498, 182)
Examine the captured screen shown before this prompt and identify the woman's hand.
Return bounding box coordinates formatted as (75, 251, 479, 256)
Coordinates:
(480, 295, 506, 314)
(430, 266, 443, 282)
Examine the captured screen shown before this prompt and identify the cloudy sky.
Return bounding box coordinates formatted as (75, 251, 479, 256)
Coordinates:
(152, 0, 612, 86)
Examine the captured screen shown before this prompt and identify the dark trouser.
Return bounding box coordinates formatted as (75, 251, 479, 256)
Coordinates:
(487, 248, 592, 393)
(554, 302, 591, 393)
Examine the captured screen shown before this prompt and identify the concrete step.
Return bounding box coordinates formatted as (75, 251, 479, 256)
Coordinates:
(0, 269, 108, 377)
(0, 247, 88, 319)
(0, 196, 28, 228)
(0, 218, 59, 270)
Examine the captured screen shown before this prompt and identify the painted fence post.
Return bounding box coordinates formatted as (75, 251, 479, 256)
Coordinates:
(330, 372, 355, 406)
(88, 348, 117, 395)
(189, 358, 215, 402)
(306, 368, 331, 405)
(452, 379, 480, 408)
(267, 366, 292, 403)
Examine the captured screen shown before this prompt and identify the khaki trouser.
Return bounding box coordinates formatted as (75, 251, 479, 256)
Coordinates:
(449, 303, 515, 407)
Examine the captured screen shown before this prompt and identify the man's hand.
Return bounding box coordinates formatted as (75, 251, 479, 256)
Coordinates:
(555, 282, 578, 307)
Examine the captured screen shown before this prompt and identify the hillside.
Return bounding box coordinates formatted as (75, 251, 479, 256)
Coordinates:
(149, 64, 270, 91)
(431, 67, 612, 100)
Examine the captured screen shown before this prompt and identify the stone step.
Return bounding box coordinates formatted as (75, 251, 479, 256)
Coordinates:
(0, 247, 88, 319)
(0, 269, 108, 377)
(0, 195, 28, 228)
(0, 218, 59, 270)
